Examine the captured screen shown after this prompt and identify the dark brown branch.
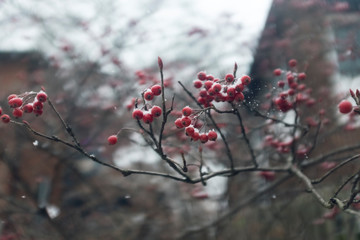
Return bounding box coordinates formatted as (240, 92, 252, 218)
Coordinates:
(11, 120, 188, 182)
(333, 170, 360, 198)
(47, 97, 81, 147)
(231, 102, 258, 167)
(302, 143, 360, 168)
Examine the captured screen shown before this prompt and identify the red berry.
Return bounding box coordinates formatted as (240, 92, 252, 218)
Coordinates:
(211, 83, 222, 93)
(33, 101, 43, 110)
(288, 89, 295, 96)
(193, 80, 203, 88)
(144, 91, 154, 101)
(204, 80, 213, 90)
(197, 97, 206, 105)
(0, 107, 2, 115)
(33, 109, 43, 116)
(7, 94, 17, 101)
(225, 73, 234, 83)
(277, 80, 285, 88)
(288, 59, 297, 67)
(290, 82, 298, 89)
(208, 130, 217, 141)
(8, 97, 23, 108)
(175, 118, 184, 128)
(206, 75, 214, 81)
(142, 113, 154, 124)
(240, 75, 251, 85)
(235, 83, 244, 92)
(227, 87, 236, 97)
(192, 131, 200, 141)
(297, 84, 306, 91)
(234, 92, 244, 102)
(287, 74, 294, 84)
(199, 90, 207, 98)
(197, 71, 207, 81)
(23, 104, 33, 113)
(338, 100, 353, 114)
(151, 85, 162, 96)
(132, 109, 143, 120)
(107, 135, 118, 145)
(273, 68, 282, 76)
(1, 114, 10, 123)
(199, 133, 208, 143)
(207, 88, 216, 96)
(181, 117, 191, 127)
(12, 108, 23, 118)
(279, 92, 288, 99)
(298, 72, 306, 80)
(151, 106, 162, 117)
(185, 126, 195, 136)
(36, 91, 47, 102)
(182, 106, 192, 116)
(275, 97, 292, 112)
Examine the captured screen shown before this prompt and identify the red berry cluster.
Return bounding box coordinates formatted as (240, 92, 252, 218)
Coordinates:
(193, 71, 251, 107)
(174, 106, 218, 143)
(131, 85, 163, 124)
(1, 90, 47, 124)
(109, 84, 163, 145)
(272, 59, 313, 112)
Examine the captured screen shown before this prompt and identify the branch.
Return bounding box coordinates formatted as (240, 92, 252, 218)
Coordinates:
(178, 81, 235, 171)
(311, 154, 360, 184)
(231, 102, 258, 167)
(177, 174, 291, 239)
(11, 120, 189, 182)
(47, 97, 81, 147)
(290, 165, 332, 208)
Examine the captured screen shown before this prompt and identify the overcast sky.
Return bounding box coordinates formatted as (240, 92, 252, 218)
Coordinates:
(0, 0, 272, 73)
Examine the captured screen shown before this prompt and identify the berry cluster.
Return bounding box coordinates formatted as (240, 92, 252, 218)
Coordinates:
(130, 84, 163, 124)
(193, 71, 250, 107)
(174, 106, 218, 143)
(272, 59, 313, 112)
(108, 84, 163, 145)
(1, 90, 47, 124)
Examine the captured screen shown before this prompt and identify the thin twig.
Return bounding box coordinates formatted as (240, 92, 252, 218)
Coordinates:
(311, 154, 360, 184)
(11, 120, 189, 182)
(333, 171, 360, 198)
(47, 97, 81, 147)
(246, 104, 308, 132)
(231, 102, 258, 167)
